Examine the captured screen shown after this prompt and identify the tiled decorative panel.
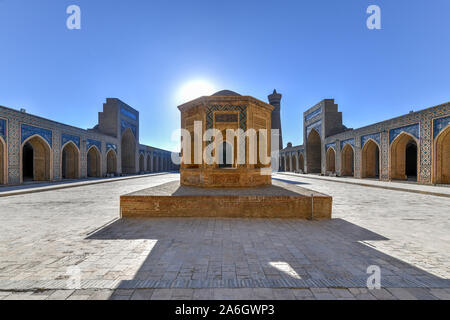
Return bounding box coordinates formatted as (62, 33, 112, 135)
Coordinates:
(121, 120, 137, 137)
(306, 120, 322, 138)
(86, 139, 102, 152)
(120, 107, 137, 121)
(325, 142, 336, 151)
(361, 133, 380, 147)
(106, 143, 117, 152)
(61, 133, 80, 149)
(305, 107, 322, 122)
(433, 116, 450, 138)
(21, 124, 52, 147)
(139, 149, 146, 154)
(206, 105, 247, 131)
(340, 138, 355, 149)
(389, 123, 419, 144)
(0, 118, 6, 141)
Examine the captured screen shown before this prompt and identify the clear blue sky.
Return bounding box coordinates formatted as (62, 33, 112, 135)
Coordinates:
(0, 0, 449, 151)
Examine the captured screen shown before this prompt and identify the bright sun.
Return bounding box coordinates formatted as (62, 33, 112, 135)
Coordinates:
(177, 80, 216, 103)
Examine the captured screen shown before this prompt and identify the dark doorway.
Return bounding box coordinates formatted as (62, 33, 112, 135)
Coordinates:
(219, 142, 232, 168)
(23, 142, 34, 180)
(405, 141, 417, 179)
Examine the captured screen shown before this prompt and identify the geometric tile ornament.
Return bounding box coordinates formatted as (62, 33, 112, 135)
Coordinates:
(340, 138, 355, 149)
(0, 118, 6, 141)
(61, 133, 80, 149)
(325, 142, 336, 151)
(120, 107, 137, 121)
(21, 124, 52, 147)
(305, 107, 322, 122)
(389, 123, 419, 144)
(121, 120, 137, 137)
(86, 139, 102, 152)
(433, 116, 450, 138)
(306, 120, 322, 138)
(361, 133, 381, 147)
(106, 143, 117, 152)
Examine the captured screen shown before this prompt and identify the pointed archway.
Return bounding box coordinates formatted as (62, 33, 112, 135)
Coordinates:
(299, 153, 304, 172)
(306, 129, 321, 173)
(390, 132, 418, 181)
(139, 153, 145, 173)
(61, 142, 80, 179)
(87, 146, 101, 177)
(286, 155, 291, 172)
(361, 140, 380, 179)
(153, 155, 157, 172)
(107, 149, 117, 175)
(341, 144, 354, 176)
(0, 137, 5, 185)
(146, 155, 151, 173)
(21, 135, 51, 182)
(326, 147, 336, 173)
(292, 154, 298, 172)
(121, 128, 136, 174)
(434, 126, 450, 184)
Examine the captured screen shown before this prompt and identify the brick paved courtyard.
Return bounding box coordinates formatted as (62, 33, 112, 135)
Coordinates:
(0, 173, 449, 300)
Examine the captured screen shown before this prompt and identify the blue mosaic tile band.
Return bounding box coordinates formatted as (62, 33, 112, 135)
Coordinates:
(121, 120, 137, 137)
(340, 138, 355, 149)
(306, 120, 321, 138)
(139, 149, 146, 154)
(361, 133, 380, 147)
(206, 105, 247, 131)
(389, 123, 419, 144)
(21, 124, 52, 147)
(0, 118, 5, 141)
(106, 143, 117, 152)
(120, 107, 137, 121)
(61, 133, 80, 149)
(305, 107, 322, 122)
(86, 139, 102, 152)
(325, 142, 336, 151)
(433, 116, 450, 138)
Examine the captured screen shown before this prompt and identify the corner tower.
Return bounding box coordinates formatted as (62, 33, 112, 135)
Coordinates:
(268, 89, 283, 150)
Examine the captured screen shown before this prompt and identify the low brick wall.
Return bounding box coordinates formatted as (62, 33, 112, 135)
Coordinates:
(120, 194, 331, 219)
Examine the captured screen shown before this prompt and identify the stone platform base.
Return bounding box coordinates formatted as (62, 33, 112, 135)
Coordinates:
(120, 180, 332, 219)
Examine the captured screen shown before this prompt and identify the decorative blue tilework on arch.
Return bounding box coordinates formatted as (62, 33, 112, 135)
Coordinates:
(306, 120, 322, 138)
(106, 143, 117, 152)
(139, 149, 146, 154)
(121, 120, 137, 137)
(61, 133, 80, 149)
(21, 124, 52, 147)
(340, 138, 355, 149)
(305, 107, 322, 122)
(120, 107, 137, 121)
(0, 118, 6, 141)
(389, 123, 419, 144)
(86, 139, 102, 152)
(433, 116, 450, 138)
(361, 133, 380, 147)
(325, 142, 336, 151)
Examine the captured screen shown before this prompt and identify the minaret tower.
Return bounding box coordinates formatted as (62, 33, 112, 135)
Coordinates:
(268, 89, 283, 150)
